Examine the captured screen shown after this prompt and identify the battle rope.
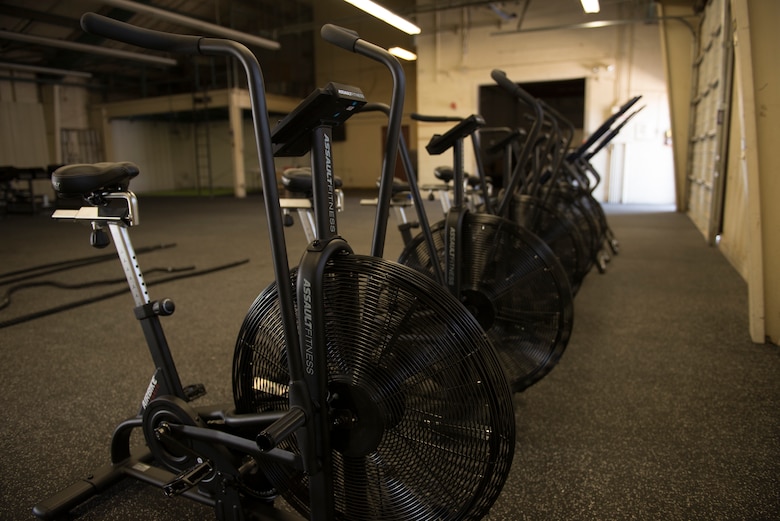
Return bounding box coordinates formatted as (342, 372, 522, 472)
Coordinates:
(0, 243, 176, 286)
(0, 259, 249, 329)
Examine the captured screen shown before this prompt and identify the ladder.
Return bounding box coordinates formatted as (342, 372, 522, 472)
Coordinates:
(192, 90, 213, 196)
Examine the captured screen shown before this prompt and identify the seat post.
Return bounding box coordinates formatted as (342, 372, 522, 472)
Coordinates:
(106, 214, 186, 402)
(108, 222, 150, 307)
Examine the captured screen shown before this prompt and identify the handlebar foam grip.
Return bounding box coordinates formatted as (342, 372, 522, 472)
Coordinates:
(491, 69, 537, 107)
(411, 113, 464, 123)
(320, 24, 361, 52)
(360, 102, 391, 115)
(81, 12, 201, 55)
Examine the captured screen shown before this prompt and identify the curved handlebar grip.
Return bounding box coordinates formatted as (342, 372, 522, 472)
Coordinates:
(320, 24, 361, 53)
(360, 102, 391, 115)
(411, 113, 463, 123)
(491, 69, 536, 107)
(81, 12, 201, 55)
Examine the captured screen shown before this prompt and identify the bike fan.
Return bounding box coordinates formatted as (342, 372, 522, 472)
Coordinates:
(399, 213, 574, 392)
(233, 254, 515, 520)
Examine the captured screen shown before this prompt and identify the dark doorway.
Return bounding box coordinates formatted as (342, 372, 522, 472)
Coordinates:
(478, 78, 585, 188)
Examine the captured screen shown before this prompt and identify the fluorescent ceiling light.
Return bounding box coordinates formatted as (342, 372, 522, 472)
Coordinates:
(388, 47, 417, 61)
(580, 0, 600, 13)
(343, 0, 422, 35)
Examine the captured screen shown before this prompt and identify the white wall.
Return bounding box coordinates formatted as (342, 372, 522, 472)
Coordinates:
(0, 70, 49, 168)
(110, 115, 304, 194)
(414, 2, 675, 204)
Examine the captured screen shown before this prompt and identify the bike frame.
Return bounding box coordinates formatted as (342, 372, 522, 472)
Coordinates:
(35, 14, 408, 521)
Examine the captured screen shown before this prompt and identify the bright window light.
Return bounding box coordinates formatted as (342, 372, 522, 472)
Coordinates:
(388, 47, 417, 61)
(343, 0, 422, 35)
(580, 0, 600, 13)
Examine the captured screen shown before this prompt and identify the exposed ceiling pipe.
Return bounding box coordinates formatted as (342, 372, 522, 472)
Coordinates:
(95, 0, 281, 51)
(0, 61, 93, 78)
(0, 29, 177, 66)
(491, 16, 695, 36)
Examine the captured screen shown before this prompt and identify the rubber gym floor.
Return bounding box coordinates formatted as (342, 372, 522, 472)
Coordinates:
(1, 194, 778, 520)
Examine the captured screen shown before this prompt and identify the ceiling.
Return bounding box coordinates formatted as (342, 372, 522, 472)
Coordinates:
(0, 0, 697, 101)
(0, 0, 320, 100)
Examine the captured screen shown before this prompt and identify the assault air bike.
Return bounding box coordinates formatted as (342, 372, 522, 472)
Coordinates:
(33, 13, 516, 521)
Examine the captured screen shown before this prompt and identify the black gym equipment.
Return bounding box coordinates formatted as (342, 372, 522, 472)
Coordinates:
(397, 106, 574, 393)
(33, 15, 516, 521)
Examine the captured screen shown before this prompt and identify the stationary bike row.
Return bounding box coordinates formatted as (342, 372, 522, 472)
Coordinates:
(494, 92, 643, 279)
(359, 94, 574, 393)
(34, 14, 516, 521)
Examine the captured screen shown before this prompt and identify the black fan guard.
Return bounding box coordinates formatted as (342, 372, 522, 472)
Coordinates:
(233, 254, 515, 520)
(399, 213, 574, 392)
(510, 193, 590, 295)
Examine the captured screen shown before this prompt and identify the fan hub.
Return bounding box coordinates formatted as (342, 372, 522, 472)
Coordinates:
(328, 379, 385, 458)
(460, 289, 496, 330)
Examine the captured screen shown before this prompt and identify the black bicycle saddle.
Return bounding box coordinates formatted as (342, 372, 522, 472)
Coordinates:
(434, 166, 454, 184)
(52, 162, 139, 197)
(282, 168, 342, 195)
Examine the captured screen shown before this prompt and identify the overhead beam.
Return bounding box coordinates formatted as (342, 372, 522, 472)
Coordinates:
(0, 61, 92, 78)
(98, 88, 301, 119)
(492, 16, 696, 36)
(0, 4, 76, 28)
(0, 29, 177, 66)
(95, 0, 281, 51)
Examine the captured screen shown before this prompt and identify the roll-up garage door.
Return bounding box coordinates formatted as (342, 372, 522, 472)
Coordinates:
(686, 0, 733, 244)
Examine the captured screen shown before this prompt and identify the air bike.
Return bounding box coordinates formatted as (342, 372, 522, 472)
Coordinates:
(33, 13, 515, 521)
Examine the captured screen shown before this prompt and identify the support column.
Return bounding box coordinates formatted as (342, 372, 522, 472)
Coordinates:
(228, 87, 247, 198)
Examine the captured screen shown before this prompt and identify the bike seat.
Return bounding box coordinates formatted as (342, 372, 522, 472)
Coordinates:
(465, 175, 490, 188)
(375, 177, 410, 196)
(434, 166, 454, 184)
(52, 162, 139, 197)
(282, 168, 342, 195)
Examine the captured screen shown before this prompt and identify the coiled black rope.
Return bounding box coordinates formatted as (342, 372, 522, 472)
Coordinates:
(0, 259, 249, 329)
(0, 265, 195, 311)
(0, 243, 176, 286)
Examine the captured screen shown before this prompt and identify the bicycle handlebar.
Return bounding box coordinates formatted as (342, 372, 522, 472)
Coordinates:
(320, 24, 361, 52)
(81, 12, 200, 55)
(570, 95, 642, 160)
(81, 12, 305, 387)
(321, 24, 406, 259)
(491, 69, 536, 107)
(411, 113, 463, 123)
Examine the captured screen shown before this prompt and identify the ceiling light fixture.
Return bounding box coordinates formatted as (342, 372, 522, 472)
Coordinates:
(388, 47, 417, 61)
(343, 0, 421, 35)
(489, 3, 517, 21)
(580, 0, 600, 14)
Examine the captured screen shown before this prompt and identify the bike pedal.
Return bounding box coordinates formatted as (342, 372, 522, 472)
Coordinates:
(163, 460, 213, 497)
(183, 383, 207, 401)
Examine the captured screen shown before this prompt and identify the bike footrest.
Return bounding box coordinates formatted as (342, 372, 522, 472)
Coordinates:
(183, 383, 207, 401)
(163, 460, 213, 497)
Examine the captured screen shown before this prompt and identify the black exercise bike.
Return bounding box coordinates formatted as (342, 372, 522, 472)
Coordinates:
(33, 14, 516, 521)
(374, 78, 575, 393)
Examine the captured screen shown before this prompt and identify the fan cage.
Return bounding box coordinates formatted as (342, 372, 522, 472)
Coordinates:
(233, 254, 515, 520)
(398, 213, 574, 392)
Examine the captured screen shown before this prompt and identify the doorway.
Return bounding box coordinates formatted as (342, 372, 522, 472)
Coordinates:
(478, 78, 585, 188)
